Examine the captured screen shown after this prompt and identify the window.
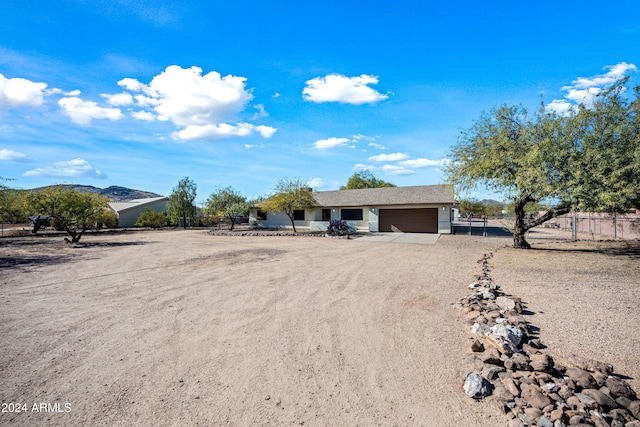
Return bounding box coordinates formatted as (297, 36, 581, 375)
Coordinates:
(322, 209, 331, 221)
(257, 210, 267, 220)
(293, 209, 305, 221)
(340, 209, 363, 221)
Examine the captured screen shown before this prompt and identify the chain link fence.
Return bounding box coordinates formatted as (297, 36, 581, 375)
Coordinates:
(539, 213, 640, 240)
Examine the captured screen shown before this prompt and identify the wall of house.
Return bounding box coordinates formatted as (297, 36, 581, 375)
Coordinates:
(117, 199, 168, 228)
(437, 205, 452, 234)
(250, 204, 452, 233)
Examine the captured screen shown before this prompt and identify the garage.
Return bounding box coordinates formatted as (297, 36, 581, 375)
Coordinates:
(378, 208, 438, 233)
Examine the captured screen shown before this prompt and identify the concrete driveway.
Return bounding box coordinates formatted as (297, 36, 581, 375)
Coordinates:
(353, 232, 440, 244)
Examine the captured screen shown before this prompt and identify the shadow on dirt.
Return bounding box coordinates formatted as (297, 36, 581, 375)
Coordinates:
(0, 254, 75, 269)
(74, 241, 152, 249)
(452, 225, 513, 237)
(532, 241, 640, 259)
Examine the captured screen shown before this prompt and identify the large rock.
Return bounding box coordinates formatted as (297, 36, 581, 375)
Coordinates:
(502, 377, 521, 397)
(471, 322, 491, 337)
(521, 386, 551, 409)
(564, 368, 596, 389)
(605, 376, 637, 400)
(566, 354, 613, 374)
(505, 353, 530, 371)
(490, 323, 523, 346)
(486, 323, 523, 354)
(530, 353, 553, 372)
(580, 388, 617, 410)
(464, 373, 492, 399)
(495, 296, 517, 311)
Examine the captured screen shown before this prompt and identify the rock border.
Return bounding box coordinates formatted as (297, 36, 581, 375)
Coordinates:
(208, 229, 360, 239)
(456, 250, 640, 427)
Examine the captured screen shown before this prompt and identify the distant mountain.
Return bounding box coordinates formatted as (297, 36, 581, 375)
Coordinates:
(481, 199, 503, 206)
(30, 185, 164, 202)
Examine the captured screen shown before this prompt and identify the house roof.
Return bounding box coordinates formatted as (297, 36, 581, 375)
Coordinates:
(109, 197, 168, 213)
(312, 184, 454, 207)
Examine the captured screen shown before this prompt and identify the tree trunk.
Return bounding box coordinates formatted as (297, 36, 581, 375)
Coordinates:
(513, 196, 533, 249)
(512, 195, 572, 249)
(287, 211, 297, 233)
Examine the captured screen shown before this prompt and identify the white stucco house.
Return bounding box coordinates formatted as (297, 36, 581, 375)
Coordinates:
(108, 197, 168, 228)
(250, 184, 454, 234)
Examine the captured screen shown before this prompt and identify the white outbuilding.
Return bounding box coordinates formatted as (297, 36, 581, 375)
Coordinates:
(108, 197, 168, 228)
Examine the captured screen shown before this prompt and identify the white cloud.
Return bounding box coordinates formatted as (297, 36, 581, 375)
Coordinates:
(245, 144, 265, 149)
(399, 158, 450, 168)
(118, 77, 144, 92)
(369, 152, 409, 162)
(23, 158, 106, 179)
(115, 65, 274, 141)
(172, 122, 276, 141)
(353, 163, 375, 171)
(58, 96, 124, 125)
(0, 73, 48, 108)
(102, 92, 134, 106)
(0, 148, 30, 162)
(567, 62, 637, 89)
(303, 73, 388, 105)
(255, 125, 277, 138)
(546, 62, 637, 115)
(131, 110, 155, 121)
(314, 137, 350, 150)
(368, 142, 386, 150)
(252, 104, 268, 119)
(545, 99, 574, 116)
(381, 164, 415, 175)
(307, 177, 325, 189)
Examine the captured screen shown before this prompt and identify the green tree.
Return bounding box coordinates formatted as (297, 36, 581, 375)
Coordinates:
(135, 208, 167, 228)
(205, 186, 250, 230)
(447, 104, 570, 248)
(27, 186, 111, 243)
(457, 199, 486, 217)
(340, 170, 395, 190)
(167, 177, 197, 229)
(446, 81, 640, 249)
(0, 179, 30, 224)
(261, 178, 318, 232)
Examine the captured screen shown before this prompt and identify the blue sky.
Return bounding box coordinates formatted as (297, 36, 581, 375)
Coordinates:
(1, 1, 639, 203)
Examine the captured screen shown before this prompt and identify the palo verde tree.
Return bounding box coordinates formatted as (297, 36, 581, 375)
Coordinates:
(261, 177, 318, 232)
(457, 198, 487, 218)
(447, 104, 572, 248)
(340, 170, 395, 190)
(0, 178, 29, 224)
(447, 80, 640, 249)
(167, 176, 198, 229)
(205, 186, 250, 230)
(27, 185, 112, 243)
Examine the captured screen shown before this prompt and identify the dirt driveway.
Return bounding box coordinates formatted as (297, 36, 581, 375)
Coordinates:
(0, 231, 640, 426)
(1, 230, 511, 426)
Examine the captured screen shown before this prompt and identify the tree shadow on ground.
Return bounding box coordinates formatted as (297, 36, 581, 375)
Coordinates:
(452, 225, 513, 237)
(531, 241, 640, 259)
(74, 241, 152, 249)
(0, 254, 75, 269)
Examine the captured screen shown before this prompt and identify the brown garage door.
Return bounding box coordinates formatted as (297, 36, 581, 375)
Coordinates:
(379, 208, 438, 233)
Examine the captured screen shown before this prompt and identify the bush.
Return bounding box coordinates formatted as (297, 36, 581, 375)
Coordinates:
(97, 209, 118, 229)
(327, 219, 352, 236)
(135, 208, 167, 228)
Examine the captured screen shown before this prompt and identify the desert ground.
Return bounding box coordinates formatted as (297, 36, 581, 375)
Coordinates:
(0, 228, 638, 426)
